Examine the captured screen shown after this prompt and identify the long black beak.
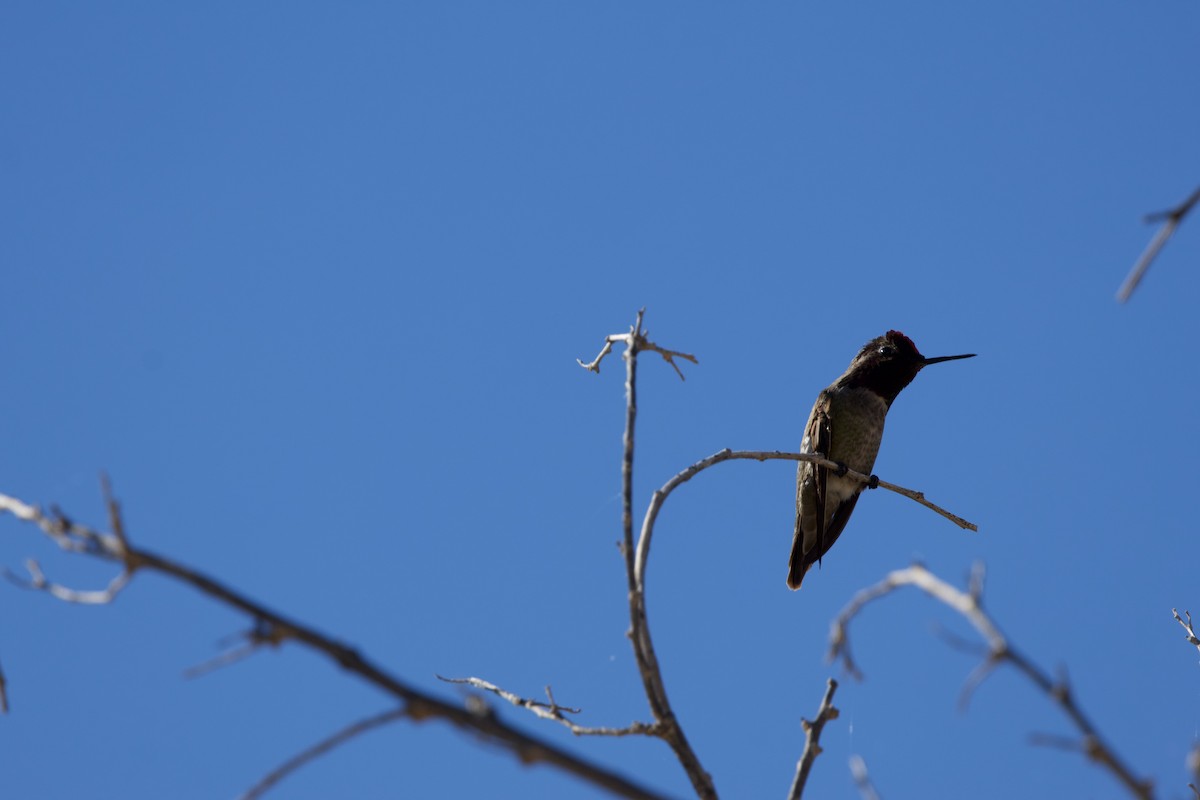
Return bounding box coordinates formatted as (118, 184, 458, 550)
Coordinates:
(920, 353, 976, 366)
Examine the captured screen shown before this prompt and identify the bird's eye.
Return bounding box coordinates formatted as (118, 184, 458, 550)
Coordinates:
(878, 345, 895, 357)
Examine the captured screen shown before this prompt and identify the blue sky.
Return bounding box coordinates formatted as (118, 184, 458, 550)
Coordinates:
(3, 3, 1199, 798)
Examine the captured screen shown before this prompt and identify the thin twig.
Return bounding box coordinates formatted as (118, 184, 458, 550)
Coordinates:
(827, 563, 1154, 800)
(4, 558, 132, 604)
(0, 489, 670, 800)
(849, 755, 882, 800)
(239, 708, 408, 800)
(636, 450, 974, 589)
(577, 314, 698, 381)
(787, 678, 840, 800)
(1173, 609, 1200, 659)
(0, 657, 8, 714)
(577, 338, 616, 373)
(437, 676, 659, 737)
(184, 622, 289, 679)
(1117, 185, 1200, 303)
(612, 311, 716, 798)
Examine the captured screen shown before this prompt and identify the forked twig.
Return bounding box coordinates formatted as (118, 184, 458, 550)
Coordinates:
(577, 311, 698, 381)
(827, 563, 1153, 800)
(1173, 609, 1200, 659)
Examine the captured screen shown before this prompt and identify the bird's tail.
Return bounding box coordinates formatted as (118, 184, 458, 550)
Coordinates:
(786, 537, 808, 590)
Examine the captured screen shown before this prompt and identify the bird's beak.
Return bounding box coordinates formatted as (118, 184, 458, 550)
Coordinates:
(920, 353, 977, 366)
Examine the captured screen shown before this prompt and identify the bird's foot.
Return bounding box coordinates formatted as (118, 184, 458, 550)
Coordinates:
(833, 461, 849, 477)
(867, 474, 880, 489)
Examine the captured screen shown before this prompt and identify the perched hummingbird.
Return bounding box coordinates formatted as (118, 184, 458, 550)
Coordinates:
(787, 330, 975, 589)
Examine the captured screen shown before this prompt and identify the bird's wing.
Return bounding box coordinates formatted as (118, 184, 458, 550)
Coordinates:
(811, 399, 831, 557)
(789, 394, 833, 588)
(817, 492, 860, 562)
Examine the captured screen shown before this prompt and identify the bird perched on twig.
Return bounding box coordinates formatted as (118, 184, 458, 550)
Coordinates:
(788, 331, 975, 589)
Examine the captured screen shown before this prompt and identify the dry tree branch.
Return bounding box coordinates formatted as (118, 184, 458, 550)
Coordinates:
(827, 563, 1153, 800)
(437, 677, 659, 737)
(240, 707, 408, 800)
(610, 311, 715, 799)
(4, 557, 133, 604)
(0, 491, 670, 800)
(0, 657, 8, 714)
(1173, 609, 1200, 659)
(636, 450, 975, 597)
(787, 678, 840, 800)
(577, 313, 698, 381)
(1117, 185, 1200, 303)
(437, 311, 713, 796)
(849, 755, 882, 800)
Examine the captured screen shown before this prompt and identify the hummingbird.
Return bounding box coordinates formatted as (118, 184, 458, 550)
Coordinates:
(787, 330, 975, 589)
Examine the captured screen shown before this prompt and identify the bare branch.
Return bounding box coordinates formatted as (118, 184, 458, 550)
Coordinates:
(184, 622, 289, 679)
(577, 337, 617, 373)
(577, 309, 698, 381)
(1117, 185, 1200, 303)
(0, 657, 8, 714)
(637, 337, 698, 382)
(437, 676, 658, 737)
(5, 558, 133, 604)
(240, 707, 408, 800)
(1173, 609, 1200, 659)
(827, 563, 1153, 800)
(613, 311, 716, 798)
(870, 474, 976, 531)
(0, 486, 670, 800)
(849, 755, 882, 800)
(638, 450, 975, 593)
(787, 678, 840, 800)
(445, 311, 713, 792)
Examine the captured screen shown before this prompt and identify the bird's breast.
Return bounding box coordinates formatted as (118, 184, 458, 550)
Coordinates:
(826, 387, 888, 474)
